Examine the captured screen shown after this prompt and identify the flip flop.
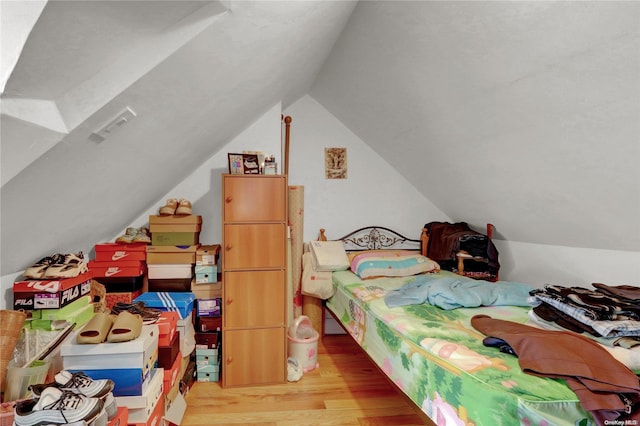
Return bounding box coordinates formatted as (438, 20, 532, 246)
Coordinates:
(107, 311, 142, 343)
(77, 313, 114, 344)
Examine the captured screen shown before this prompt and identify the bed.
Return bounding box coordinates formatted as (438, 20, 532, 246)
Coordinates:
(320, 226, 628, 426)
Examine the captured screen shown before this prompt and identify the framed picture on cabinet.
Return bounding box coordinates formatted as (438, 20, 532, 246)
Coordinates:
(242, 153, 260, 174)
(228, 153, 244, 174)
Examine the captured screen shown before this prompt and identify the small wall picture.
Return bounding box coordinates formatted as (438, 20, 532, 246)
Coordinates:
(228, 153, 244, 174)
(325, 147, 347, 179)
(242, 153, 260, 174)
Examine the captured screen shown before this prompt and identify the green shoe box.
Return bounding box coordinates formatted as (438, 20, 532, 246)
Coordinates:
(151, 232, 200, 246)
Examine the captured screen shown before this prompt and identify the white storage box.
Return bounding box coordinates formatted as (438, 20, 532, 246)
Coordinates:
(61, 325, 158, 374)
(147, 264, 193, 279)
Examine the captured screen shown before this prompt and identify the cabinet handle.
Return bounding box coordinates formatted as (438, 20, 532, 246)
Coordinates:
(226, 298, 233, 305)
(225, 196, 233, 203)
(225, 244, 232, 251)
(226, 356, 233, 364)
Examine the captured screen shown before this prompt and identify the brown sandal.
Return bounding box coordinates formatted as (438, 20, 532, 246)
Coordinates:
(107, 311, 142, 343)
(77, 313, 114, 344)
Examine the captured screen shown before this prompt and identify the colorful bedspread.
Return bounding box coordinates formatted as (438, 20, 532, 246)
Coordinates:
(326, 270, 596, 426)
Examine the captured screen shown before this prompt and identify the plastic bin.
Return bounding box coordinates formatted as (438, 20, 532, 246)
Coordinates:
(287, 316, 319, 372)
(4, 360, 49, 402)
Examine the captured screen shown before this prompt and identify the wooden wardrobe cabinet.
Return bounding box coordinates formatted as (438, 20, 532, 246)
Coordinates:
(221, 174, 287, 387)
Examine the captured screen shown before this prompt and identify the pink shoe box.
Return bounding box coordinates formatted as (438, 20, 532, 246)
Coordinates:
(13, 272, 92, 310)
(94, 243, 147, 262)
(0, 402, 15, 426)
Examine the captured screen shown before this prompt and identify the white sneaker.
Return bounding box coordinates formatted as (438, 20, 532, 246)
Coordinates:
(30, 371, 116, 419)
(14, 387, 105, 426)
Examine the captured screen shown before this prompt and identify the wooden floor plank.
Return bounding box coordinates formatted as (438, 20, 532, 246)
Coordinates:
(182, 334, 432, 425)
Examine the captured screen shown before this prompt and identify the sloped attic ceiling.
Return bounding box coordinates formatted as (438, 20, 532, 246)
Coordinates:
(311, 0, 640, 252)
(1, 0, 357, 274)
(1, 1, 639, 277)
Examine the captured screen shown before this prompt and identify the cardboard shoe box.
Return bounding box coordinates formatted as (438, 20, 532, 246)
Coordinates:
(196, 245, 220, 266)
(145, 245, 198, 264)
(13, 272, 92, 310)
(148, 215, 202, 233)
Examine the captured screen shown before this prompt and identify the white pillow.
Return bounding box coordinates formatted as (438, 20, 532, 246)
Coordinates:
(309, 241, 350, 271)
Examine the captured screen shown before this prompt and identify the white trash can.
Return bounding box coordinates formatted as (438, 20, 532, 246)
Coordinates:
(287, 315, 319, 372)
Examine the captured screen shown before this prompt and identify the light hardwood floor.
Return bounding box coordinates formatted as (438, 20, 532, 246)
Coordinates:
(182, 334, 432, 425)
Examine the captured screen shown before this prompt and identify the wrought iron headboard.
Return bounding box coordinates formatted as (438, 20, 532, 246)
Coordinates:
(327, 226, 422, 252)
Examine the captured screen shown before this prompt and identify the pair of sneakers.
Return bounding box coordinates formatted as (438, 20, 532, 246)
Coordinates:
(115, 227, 150, 244)
(14, 371, 115, 426)
(24, 252, 88, 279)
(158, 198, 192, 216)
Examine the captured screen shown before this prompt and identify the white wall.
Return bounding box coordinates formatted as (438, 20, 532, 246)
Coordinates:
(285, 95, 448, 242)
(3, 96, 638, 309)
(0, 103, 283, 310)
(285, 95, 640, 289)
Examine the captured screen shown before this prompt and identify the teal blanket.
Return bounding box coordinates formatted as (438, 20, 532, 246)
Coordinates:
(385, 274, 534, 309)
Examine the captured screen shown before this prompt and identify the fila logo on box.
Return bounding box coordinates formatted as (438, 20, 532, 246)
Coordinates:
(14, 298, 33, 307)
(112, 251, 129, 261)
(25, 280, 62, 293)
(61, 280, 91, 304)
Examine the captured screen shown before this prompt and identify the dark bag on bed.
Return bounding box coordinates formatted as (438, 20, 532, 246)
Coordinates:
(424, 221, 500, 277)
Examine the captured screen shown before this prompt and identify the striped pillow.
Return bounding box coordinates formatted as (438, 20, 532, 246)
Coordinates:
(350, 251, 439, 279)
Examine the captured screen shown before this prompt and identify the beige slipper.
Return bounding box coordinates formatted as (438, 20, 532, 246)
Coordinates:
(107, 311, 143, 343)
(175, 198, 192, 216)
(77, 313, 114, 344)
(159, 198, 178, 216)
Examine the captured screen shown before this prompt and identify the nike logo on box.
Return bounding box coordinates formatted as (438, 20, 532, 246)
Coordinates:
(105, 267, 121, 277)
(112, 252, 129, 261)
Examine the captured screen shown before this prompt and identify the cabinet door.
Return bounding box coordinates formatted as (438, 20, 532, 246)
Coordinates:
(224, 270, 285, 328)
(223, 176, 286, 222)
(223, 328, 286, 387)
(223, 223, 286, 269)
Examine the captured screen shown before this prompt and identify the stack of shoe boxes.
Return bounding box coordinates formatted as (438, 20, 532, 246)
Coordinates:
(13, 273, 94, 375)
(146, 215, 202, 292)
(195, 319, 221, 383)
(155, 311, 187, 424)
(192, 245, 222, 333)
(60, 323, 162, 425)
(190, 244, 222, 383)
(89, 242, 147, 310)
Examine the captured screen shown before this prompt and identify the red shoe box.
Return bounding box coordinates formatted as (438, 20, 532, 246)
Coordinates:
(89, 260, 145, 278)
(157, 311, 179, 348)
(13, 272, 92, 310)
(158, 331, 180, 370)
(89, 260, 145, 293)
(104, 289, 142, 311)
(107, 406, 128, 426)
(163, 351, 182, 395)
(94, 243, 147, 262)
(128, 390, 164, 426)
